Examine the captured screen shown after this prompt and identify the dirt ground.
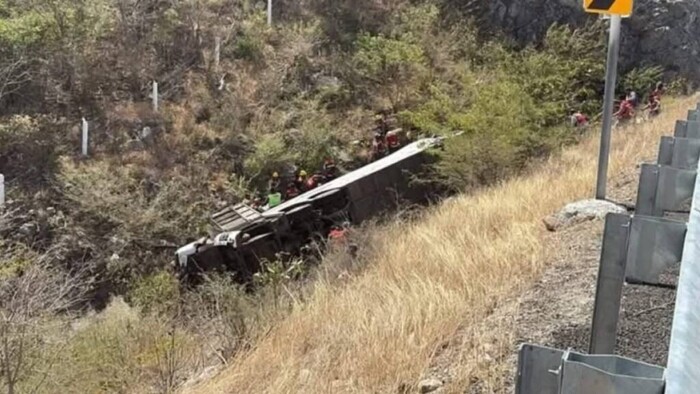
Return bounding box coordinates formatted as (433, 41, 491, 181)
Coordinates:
(422, 153, 682, 393)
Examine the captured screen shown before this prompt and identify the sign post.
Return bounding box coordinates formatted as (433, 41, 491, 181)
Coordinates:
(584, 0, 633, 200)
(595, 15, 622, 200)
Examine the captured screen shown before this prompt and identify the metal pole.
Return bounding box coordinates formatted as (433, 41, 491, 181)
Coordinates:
(0, 174, 4, 206)
(81, 118, 88, 157)
(666, 156, 700, 393)
(267, 0, 272, 26)
(595, 15, 622, 200)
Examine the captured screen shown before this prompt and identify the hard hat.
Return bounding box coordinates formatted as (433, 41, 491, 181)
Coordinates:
(272, 172, 279, 178)
(299, 170, 308, 177)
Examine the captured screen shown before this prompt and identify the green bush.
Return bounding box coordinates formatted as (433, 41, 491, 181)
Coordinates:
(621, 66, 664, 99)
(129, 271, 180, 314)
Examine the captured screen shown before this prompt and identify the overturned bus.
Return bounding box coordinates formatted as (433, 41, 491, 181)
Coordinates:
(175, 137, 443, 285)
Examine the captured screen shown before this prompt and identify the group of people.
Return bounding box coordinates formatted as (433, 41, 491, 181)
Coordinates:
(370, 112, 403, 161)
(614, 82, 664, 122)
(569, 82, 666, 129)
(247, 111, 406, 212)
(248, 158, 340, 211)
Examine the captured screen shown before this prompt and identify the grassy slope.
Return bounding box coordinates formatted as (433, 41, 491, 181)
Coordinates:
(187, 96, 697, 394)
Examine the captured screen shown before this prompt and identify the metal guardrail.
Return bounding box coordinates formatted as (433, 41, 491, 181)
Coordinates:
(666, 150, 700, 393)
(516, 104, 700, 393)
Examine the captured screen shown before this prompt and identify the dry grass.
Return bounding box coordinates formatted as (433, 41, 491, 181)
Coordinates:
(186, 96, 698, 394)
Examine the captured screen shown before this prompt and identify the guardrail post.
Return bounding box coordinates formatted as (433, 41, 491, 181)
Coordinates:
(590, 213, 631, 354)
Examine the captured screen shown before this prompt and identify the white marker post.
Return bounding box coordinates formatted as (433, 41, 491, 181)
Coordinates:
(0, 174, 4, 206)
(267, 0, 272, 26)
(152, 81, 159, 113)
(215, 36, 221, 71)
(81, 117, 89, 157)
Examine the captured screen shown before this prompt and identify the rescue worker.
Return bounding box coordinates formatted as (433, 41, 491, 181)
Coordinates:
(323, 158, 338, 180)
(285, 182, 300, 199)
(386, 129, 401, 153)
(651, 82, 665, 102)
(268, 171, 281, 194)
(267, 190, 282, 208)
(295, 169, 308, 191)
(627, 90, 639, 109)
(306, 173, 325, 190)
(328, 224, 347, 242)
(644, 93, 661, 117)
(374, 113, 390, 137)
(251, 193, 265, 210)
(570, 110, 589, 128)
(614, 95, 635, 122)
(371, 132, 387, 161)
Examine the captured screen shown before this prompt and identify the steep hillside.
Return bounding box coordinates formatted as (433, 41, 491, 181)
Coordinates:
(186, 96, 697, 394)
(0, 0, 693, 392)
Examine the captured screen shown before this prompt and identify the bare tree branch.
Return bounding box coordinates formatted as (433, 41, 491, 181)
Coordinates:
(0, 258, 91, 393)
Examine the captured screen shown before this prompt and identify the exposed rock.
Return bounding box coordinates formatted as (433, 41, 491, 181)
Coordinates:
(19, 222, 38, 237)
(458, 0, 700, 82)
(543, 199, 627, 231)
(418, 378, 444, 393)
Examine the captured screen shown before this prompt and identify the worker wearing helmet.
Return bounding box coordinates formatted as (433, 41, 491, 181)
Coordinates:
(269, 171, 281, 194)
(296, 169, 308, 191)
(323, 158, 338, 181)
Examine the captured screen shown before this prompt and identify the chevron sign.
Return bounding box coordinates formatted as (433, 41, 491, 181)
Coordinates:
(584, 0, 633, 16)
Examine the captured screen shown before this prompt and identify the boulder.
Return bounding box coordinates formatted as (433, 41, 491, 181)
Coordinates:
(543, 199, 627, 231)
(418, 378, 443, 393)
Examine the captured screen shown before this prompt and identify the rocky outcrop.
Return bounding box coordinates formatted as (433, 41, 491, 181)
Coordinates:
(543, 199, 627, 231)
(454, 0, 700, 82)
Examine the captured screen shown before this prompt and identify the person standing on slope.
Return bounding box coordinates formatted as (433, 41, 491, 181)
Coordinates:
(627, 90, 639, 109)
(614, 95, 635, 123)
(570, 110, 589, 128)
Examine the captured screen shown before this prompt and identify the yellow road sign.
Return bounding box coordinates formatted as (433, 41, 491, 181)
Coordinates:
(584, 0, 633, 16)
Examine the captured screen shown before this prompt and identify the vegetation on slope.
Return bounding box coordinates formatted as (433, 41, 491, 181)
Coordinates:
(190, 95, 697, 394)
(0, 0, 689, 392)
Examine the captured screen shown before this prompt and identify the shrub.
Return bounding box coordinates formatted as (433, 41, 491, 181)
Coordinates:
(621, 66, 665, 99)
(129, 271, 180, 314)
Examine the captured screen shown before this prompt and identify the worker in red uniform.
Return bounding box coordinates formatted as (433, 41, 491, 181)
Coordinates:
(650, 82, 664, 102)
(285, 182, 300, 199)
(614, 95, 635, 122)
(386, 129, 401, 153)
(644, 94, 661, 117)
(328, 225, 346, 242)
(306, 173, 326, 190)
(570, 110, 589, 128)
